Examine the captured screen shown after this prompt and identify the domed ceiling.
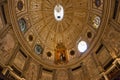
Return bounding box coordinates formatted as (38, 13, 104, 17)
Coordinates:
(8, 0, 103, 68)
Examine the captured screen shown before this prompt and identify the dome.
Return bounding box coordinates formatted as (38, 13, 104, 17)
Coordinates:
(10, 0, 101, 68)
(0, 0, 120, 80)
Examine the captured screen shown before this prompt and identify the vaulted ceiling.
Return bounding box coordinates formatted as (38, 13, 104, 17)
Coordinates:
(1, 0, 120, 80)
(8, 0, 105, 68)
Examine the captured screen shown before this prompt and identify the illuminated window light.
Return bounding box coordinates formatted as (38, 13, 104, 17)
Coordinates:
(78, 41, 87, 53)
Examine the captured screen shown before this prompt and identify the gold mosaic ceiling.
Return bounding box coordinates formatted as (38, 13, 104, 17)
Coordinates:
(8, 0, 104, 68)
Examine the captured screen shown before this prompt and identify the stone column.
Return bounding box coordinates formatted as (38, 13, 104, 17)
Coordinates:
(2, 65, 13, 75)
(67, 68, 73, 80)
(2, 68, 8, 75)
(102, 38, 117, 59)
(81, 63, 90, 80)
(52, 69, 57, 80)
(38, 65, 43, 79)
(92, 53, 104, 73)
(101, 72, 109, 80)
(35, 65, 43, 80)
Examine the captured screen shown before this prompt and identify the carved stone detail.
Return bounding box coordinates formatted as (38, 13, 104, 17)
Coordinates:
(0, 30, 15, 64)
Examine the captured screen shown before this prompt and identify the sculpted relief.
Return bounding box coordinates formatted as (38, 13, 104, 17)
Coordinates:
(25, 60, 39, 80)
(0, 31, 15, 64)
(40, 72, 52, 80)
(56, 69, 69, 80)
(13, 51, 27, 70)
(103, 26, 120, 55)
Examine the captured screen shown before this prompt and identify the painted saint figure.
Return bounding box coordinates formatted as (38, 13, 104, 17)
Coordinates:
(55, 43, 68, 64)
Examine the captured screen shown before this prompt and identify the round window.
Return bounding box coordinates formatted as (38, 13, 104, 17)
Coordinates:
(93, 16, 101, 29)
(28, 35, 33, 42)
(54, 4, 64, 21)
(95, 0, 101, 7)
(35, 44, 43, 54)
(17, 1, 23, 11)
(18, 18, 26, 32)
(78, 41, 87, 53)
(70, 50, 75, 56)
(87, 32, 92, 38)
(47, 52, 52, 57)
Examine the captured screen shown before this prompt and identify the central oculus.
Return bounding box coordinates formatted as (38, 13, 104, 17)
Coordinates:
(54, 4, 64, 21)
